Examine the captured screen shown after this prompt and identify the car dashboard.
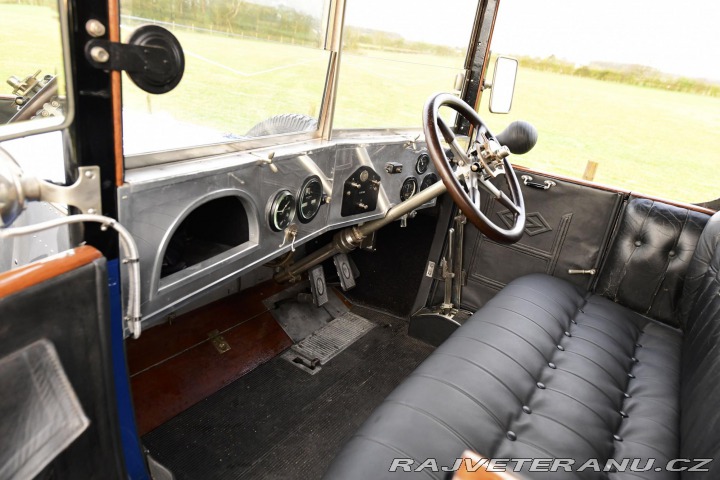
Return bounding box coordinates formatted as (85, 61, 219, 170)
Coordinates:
(119, 134, 440, 327)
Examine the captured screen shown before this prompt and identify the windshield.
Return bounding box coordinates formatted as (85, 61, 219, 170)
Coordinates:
(333, 0, 478, 129)
(120, 0, 332, 156)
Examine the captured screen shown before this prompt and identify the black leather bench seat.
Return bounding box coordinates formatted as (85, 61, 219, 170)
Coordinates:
(325, 274, 683, 479)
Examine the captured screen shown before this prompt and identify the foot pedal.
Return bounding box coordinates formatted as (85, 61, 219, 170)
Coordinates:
(308, 265, 329, 306)
(333, 253, 356, 291)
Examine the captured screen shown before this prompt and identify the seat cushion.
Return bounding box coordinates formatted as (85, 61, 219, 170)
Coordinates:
(324, 274, 682, 479)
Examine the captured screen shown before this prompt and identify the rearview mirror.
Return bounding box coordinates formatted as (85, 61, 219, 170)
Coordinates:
(0, 0, 74, 142)
(488, 56, 518, 114)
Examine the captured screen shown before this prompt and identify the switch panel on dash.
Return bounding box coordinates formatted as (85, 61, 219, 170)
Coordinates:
(385, 162, 403, 174)
(341, 166, 381, 217)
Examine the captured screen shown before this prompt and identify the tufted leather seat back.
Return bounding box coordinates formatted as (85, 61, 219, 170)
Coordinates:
(596, 198, 709, 326)
(678, 211, 720, 477)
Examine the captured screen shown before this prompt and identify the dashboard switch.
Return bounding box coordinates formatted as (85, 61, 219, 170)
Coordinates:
(385, 162, 403, 174)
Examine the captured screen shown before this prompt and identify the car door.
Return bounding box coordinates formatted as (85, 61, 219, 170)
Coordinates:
(454, 167, 624, 310)
(0, 248, 130, 479)
(0, 0, 148, 477)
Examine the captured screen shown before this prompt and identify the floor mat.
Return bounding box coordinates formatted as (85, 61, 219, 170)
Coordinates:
(142, 306, 434, 480)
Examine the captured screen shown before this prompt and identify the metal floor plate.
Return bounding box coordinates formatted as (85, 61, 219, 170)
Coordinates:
(283, 311, 375, 374)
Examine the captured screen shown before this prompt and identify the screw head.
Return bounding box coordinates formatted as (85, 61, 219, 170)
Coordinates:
(85, 19, 106, 37)
(90, 46, 110, 63)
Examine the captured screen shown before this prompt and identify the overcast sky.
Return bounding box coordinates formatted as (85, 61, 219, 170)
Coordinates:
(491, 0, 720, 81)
(338, 0, 720, 81)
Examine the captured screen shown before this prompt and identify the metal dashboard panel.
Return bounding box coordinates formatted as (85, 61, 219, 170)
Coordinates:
(118, 137, 438, 326)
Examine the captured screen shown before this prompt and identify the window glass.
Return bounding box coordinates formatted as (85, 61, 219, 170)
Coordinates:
(333, 0, 477, 129)
(484, 0, 720, 204)
(120, 0, 332, 156)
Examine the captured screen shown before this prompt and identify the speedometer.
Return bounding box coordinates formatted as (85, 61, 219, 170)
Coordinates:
(297, 176, 323, 223)
(268, 190, 296, 231)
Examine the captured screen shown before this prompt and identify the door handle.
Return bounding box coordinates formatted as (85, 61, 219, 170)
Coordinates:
(521, 175, 556, 190)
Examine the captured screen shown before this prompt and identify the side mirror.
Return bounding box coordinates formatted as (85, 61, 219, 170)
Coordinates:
(488, 56, 518, 114)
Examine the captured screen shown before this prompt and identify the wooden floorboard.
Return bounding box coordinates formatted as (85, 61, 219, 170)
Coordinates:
(126, 281, 293, 435)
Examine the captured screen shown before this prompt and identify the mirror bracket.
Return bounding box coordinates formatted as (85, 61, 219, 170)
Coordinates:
(84, 25, 185, 94)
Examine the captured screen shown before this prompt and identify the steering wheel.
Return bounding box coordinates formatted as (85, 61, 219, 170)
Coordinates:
(423, 93, 526, 243)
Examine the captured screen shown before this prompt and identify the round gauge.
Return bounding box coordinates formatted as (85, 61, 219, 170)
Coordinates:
(400, 177, 418, 202)
(416, 153, 430, 174)
(420, 173, 439, 191)
(297, 176, 323, 223)
(268, 190, 296, 232)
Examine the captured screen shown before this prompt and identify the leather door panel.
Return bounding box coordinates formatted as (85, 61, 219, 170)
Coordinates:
(459, 170, 624, 310)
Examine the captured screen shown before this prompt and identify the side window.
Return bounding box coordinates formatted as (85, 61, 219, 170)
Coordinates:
(333, 0, 478, 129)
(486, 0, 720, 204)
(120, 0, 332, 156)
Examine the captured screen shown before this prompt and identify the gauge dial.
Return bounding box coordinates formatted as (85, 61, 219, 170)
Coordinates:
(400, 177, 418, 202)
(415, 153, 430, 174)
(268, 190, 296, 232)
(297, 176, 323, 223)
(420, 173, 439, 191)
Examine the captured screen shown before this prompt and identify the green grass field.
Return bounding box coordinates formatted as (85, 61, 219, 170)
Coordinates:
(3, 4, 719, 203)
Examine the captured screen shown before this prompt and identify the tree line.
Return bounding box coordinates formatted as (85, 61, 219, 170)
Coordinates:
(515, 55, 720, 98)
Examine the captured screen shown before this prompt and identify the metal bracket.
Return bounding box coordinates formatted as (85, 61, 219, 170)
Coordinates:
(208, 329, 231, 354)
(84, 25, 185, 95)
(86, 39, 173, 76)
(43, 167, 101, 215)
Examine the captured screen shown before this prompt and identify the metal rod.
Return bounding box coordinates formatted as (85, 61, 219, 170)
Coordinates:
(0, 214, 143, 338)
(357, 180, 447, 236)
(452, 215, 465, 306)
(443, 228, 455, 310)
(274, 179, 447, 283)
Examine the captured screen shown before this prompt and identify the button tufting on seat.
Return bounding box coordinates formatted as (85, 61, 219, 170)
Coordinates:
(571, 318, 578, 324)
(324, 273, 687, 480)
(635, 343, 642, 348)
(634, 240, 642, 247)
(557, 345, 565, 351)
(631, 357, 639, 363)
(669, 250, 676, 257)
(564, 331, 571, 337)
(627, 373, 635, 378)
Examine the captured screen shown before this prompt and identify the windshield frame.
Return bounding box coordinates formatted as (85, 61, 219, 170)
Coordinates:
(122, 0, 495, 169)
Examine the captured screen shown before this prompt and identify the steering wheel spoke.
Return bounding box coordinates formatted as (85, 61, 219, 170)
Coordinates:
(423, 93, 526, 243)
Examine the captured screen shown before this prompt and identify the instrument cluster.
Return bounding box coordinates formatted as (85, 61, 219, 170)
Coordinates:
(268, 175, 327, 232)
